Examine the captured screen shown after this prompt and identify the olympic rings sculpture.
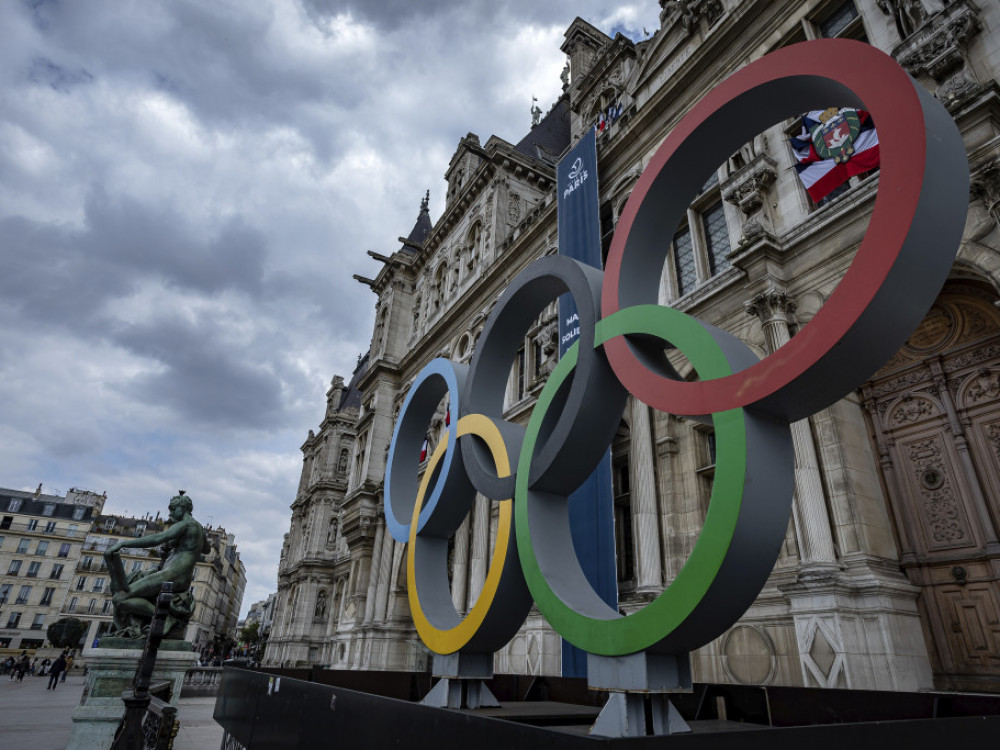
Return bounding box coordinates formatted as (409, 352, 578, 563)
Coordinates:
(384, 39, 969, 659)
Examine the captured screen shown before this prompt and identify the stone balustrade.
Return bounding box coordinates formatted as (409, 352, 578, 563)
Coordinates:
(180, 666, 223, 697)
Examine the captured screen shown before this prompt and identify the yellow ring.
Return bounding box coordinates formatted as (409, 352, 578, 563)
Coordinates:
(407, 414, 513, 653)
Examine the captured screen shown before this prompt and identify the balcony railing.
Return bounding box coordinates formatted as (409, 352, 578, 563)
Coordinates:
(0, 520, 77, 537)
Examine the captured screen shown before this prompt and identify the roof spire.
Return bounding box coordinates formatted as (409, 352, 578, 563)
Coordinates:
(420, 189, 429, 213)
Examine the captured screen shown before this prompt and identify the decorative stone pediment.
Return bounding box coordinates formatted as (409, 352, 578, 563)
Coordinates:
(894, 0, 983, 108)
(722, 152, 777, 244)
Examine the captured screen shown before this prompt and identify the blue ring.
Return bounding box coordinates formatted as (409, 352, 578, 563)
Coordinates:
(384, 358, 468, 542)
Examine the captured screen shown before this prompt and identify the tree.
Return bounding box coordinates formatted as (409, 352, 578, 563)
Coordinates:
(47, 618, 88, 649)
(239, 620, 260, 645)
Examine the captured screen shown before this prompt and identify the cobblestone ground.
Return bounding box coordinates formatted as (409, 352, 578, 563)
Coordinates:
(0, 668, 222, 749)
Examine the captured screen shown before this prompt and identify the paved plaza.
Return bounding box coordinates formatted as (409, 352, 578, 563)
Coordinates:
(0, 669, 222, 749)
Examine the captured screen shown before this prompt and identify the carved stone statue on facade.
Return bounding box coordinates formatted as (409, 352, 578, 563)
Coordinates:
(876, 0, 940, 40)
(104, 491, 208, 639)
(660, 1, 692, 28)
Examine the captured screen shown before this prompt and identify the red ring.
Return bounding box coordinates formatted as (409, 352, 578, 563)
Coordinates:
(602, 40, 929, 420)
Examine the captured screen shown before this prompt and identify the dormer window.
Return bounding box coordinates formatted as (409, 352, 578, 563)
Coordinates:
(104, 518, 116, 531)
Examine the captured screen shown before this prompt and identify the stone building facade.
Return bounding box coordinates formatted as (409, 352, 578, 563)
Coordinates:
(0, 486, 105, 653)
(265, 0, 1000, 694)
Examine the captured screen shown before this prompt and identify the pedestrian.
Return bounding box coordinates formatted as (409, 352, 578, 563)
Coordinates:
(61, 653, 74, 682)
(15, 655, 29, 682)
(47, 654, 67, 690)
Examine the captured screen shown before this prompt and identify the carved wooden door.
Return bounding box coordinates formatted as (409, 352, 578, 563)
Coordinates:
(863, 281, 1000, 692)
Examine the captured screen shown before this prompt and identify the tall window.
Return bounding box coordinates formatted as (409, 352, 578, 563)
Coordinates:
(40, 587, 55, 606)
(7, 560, 21, 575)
(35, 540, 48, 556)
(817, 1, 867, 41)
(26, 561, 40, 578)
(15, 585, 31, 604)
(26, 519, 38, 531)
(673, 227, 697, 297)
(43, 521, 56, 534)
(0, 584, 10, 603)
(6, 612, 21, 628)
(17, 538, 29, 554)
(8, 498, 22, 512)
(612, 423, 635, 587)
(50, 563, 64, 580)
(702, 202, 731, 275)
(31, 613, 45, 630)
(42, 503, 55, 516)
(72, 506, 85, 520)
(76, 576, 87, 591)
(58, 543, 70, 557)
(666, 174, 734, 301)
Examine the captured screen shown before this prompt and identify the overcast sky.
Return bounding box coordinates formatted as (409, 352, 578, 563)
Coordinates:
(0, 0, 661, 615)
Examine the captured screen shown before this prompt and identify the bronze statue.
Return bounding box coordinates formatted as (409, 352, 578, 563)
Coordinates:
(104, 491, 208, 639)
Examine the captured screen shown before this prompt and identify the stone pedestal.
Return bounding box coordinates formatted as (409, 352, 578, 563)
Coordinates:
(67, 641, 197, 750)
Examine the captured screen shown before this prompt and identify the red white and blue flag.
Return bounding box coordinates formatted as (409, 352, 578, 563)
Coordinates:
(789, 107, 879, 202)
(419, 437, 428, 462)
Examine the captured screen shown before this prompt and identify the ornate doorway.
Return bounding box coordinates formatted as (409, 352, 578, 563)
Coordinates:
(862, 280, 1000, 692)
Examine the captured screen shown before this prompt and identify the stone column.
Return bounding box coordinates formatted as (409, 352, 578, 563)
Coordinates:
(630, 397, 663, 591)
(373, 534, 396, 623)
(468, 493, 490, 606)
(363, 520, 385, 625)
(451, 517, 470, 613)
(745, 288, 837, 570)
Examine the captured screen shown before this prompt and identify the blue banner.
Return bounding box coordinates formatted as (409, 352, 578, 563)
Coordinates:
(556, 128, 617, 678)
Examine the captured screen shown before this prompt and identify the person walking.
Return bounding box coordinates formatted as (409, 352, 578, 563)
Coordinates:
(14, 655, 29, 682)
(62, 653, 74, 682)
(47, 654, 67, 690)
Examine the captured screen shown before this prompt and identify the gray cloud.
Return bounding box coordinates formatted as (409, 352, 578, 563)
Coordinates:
(0, 0, 661, 612)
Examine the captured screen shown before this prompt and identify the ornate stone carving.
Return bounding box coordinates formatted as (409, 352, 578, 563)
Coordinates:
(722, 153, 777, 243)
(963, 368, 1000, 405)
(890, 395, 936, 425)
(971, 159, 1000, 230)
(659, 0, 724, 32)
(984, 423, 1000, 462)
(744, 287, 795, 326)
(907, 438, 968, 544)
(508, 193, 521, 225)
(948, 343, 1000, 372)
(894, 1, 983, 108)
(877, 1, 943, 41)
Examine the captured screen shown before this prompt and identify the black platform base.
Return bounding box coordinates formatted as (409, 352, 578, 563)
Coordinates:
(213, 667, 1000, 749)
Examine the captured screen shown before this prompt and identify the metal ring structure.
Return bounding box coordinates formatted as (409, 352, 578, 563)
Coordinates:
(407, 415, 532, 654)
(384, 359, 471, 542)
(384, 38, 967, 662)
(602, 39, 970, 422)
(516, 305, 794, 655)
(462, 255, 627, 497)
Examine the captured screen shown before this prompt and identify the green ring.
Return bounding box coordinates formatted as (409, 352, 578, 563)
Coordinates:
(514, 304, 747, 655)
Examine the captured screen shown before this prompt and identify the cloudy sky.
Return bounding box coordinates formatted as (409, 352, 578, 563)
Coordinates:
(0, 0, 661, 614)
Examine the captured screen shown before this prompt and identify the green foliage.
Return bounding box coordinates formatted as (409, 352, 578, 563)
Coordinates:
(47, 618, 88, 648)
(239, 620, 260, 644)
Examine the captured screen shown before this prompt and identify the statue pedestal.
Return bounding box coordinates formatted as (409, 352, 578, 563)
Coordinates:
(67, 640, 196, 750)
